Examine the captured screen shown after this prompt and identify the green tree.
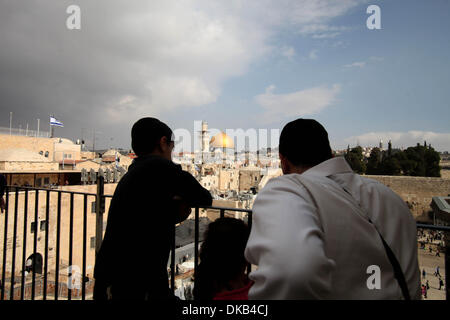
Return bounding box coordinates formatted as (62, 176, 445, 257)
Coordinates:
(424, 146, 441, 177)
(367, 147, 382, 175)
(345, 146, 366, 174)
(380, 156, 402, 175)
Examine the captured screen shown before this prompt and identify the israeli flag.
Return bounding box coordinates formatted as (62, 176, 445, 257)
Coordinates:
(50, 116, 64, 127)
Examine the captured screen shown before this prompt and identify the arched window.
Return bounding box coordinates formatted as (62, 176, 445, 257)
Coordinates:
(25, 253, 43, 274)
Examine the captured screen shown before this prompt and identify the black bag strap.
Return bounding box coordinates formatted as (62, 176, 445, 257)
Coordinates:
(376, 226, 411, 300)
(333, 181, 411, 300)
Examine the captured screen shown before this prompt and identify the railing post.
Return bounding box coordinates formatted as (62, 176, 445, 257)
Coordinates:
(445, 230, 450, 300)
(194, 207, 199, 299)
(95, 176, 105, 255)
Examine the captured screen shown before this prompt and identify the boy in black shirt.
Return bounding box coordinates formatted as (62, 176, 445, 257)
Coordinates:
(94, 118, 212, 300)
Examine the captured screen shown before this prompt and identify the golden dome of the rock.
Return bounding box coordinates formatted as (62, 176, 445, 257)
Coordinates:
(210, 132, 234, 149)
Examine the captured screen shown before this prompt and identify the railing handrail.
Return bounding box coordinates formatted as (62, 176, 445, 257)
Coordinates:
(5, 185, 97, 197)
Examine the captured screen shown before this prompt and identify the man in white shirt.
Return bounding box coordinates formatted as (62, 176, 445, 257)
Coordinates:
(244, 119, 420, 299)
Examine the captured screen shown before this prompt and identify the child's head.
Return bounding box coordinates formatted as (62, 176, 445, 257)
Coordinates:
(194, 217, 250, 300)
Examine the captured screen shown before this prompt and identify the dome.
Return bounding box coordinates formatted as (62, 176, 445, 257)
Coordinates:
(210, 132, 234, 149)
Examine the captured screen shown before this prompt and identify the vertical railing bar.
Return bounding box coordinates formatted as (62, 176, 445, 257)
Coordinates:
(31, 189, 39, 300)
(95, 176, 105, 255)
(9, 188, 19, 300)
(20, 189, 28, 300)
(220, 208, 224, 219)
(247, 211, 253, 274)
(170, 223, 175, 294)
(68, 193, 74, 300)
(43, 190, 50, 300)
(1, 187, 9, 300)
(54, 192, 61, 300)
(82, 194, 87, 300)
(444, 228, 449, 301)
(194, 207, 199, 299)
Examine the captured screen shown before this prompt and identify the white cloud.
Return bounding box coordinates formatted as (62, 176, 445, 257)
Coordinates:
(255, 84, 341, 123)
(299, 24, 352, 39)
(344, 56, 384, 68)
(280, 46, 296, 59)
(344, 61, 366, 68)
(0, 0, 364, 127)
(343, 131, 450, 152)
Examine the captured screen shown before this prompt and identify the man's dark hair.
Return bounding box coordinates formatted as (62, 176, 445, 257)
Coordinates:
(131, 117, 173, 157)
(279, 118, 333, 167)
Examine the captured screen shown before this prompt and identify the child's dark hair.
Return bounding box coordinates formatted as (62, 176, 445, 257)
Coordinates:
(193, 217, 250, 300)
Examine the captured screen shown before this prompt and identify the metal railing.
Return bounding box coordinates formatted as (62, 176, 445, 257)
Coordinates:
(0, 177, 449, 300)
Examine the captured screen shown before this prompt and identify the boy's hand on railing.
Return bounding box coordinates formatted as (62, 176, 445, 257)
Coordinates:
(173, 196, 192, 224)
(0, 197, 5, 213)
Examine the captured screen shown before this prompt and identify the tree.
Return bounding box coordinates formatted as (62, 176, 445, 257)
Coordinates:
(380, 156, 401, 175)
(367, 148, 382, 175)
(345, 146, 366, 174)
(424, 146, 441, 177)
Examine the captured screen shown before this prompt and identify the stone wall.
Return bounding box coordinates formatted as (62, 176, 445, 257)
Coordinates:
(0, 161, 59, 171)
(0, 134, 56, 159)
(366, 175, 450, 222)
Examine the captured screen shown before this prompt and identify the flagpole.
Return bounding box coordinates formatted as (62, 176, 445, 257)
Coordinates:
(9, 112, 12, 135)
(37, 118, 40, 137)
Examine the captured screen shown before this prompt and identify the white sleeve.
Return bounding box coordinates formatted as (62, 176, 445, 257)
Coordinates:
(245, 177, 336, 299)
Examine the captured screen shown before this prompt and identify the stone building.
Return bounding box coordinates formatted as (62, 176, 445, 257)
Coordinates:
(0, 134, 82, 163)
(0, 149, 58, 171)
(239, 167, 262, 192)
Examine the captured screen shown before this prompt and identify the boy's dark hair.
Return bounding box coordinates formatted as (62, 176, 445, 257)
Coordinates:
(194, 217, 250, 300)
(279, 118, 333, 168)
(131, 117, 173, 157)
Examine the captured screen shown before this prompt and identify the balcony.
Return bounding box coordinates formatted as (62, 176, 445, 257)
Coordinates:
(0, 177, 449, 300)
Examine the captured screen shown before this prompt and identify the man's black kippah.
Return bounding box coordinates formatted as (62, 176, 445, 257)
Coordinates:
(279, 118, 332, 167)
(131, 117, 173, 156)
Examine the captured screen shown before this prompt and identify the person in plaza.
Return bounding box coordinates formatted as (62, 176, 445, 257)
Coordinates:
(422, 269, 426, 279)
(93, 117, 212, 300)
(245, 118, 421, 299)
(0, 173, 6, 213)
(194, 217, 253, 300)
(426, 280, 429, 290)
(434, 266, 440, 277)
(439, 278, 444, 290)
(421, 284, 427, 299)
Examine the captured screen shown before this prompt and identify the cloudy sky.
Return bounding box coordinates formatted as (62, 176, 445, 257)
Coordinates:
(1, 0, 449, 152)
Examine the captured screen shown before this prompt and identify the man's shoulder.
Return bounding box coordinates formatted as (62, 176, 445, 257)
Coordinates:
(258, 174, 311, 199)
(358, 175, 399, 198)
(356, 175, 411, 213)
